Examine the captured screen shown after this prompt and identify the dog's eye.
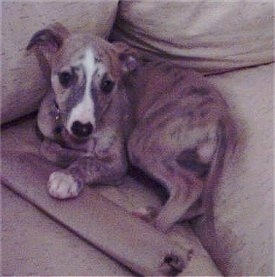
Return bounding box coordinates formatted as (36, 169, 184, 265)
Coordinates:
(101, 78, 114, 94)
(58, 71, 73, 88)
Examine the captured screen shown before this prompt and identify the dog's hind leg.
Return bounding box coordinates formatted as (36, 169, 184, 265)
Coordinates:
(129, 145, 204, 232)
(152, 161, 204, 232)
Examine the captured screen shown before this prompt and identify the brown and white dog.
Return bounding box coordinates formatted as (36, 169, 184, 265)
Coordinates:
(27, 23, 236, 236)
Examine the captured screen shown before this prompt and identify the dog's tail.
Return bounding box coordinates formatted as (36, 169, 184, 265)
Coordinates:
(194, 114, 237, 270)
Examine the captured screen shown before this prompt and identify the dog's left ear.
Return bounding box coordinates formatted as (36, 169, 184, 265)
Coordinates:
(26, 22, 70, 55)
(114, 42, 139, 73)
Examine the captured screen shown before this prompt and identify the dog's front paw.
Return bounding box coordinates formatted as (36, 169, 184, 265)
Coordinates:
(47, 171, 83, 199)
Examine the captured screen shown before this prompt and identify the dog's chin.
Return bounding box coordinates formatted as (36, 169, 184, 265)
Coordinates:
(61, 129, 91, 151)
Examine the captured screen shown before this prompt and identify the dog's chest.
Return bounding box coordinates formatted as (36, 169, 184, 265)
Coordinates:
(90, 128, 119, 158)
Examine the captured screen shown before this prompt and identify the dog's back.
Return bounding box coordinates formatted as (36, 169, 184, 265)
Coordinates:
(126, 60, 236, 235)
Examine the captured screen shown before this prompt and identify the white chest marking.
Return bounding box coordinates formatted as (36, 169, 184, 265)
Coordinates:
(67, 48, 96, 133)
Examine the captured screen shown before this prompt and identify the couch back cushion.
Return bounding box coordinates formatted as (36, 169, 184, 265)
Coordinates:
(2, 1, 118, 124)
(112, 2, 273, 74)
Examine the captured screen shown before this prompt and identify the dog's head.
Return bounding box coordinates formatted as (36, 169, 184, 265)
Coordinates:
(27, 23, 137, 144)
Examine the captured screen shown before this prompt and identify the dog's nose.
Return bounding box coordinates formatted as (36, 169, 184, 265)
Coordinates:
(71, 121, 93, 138)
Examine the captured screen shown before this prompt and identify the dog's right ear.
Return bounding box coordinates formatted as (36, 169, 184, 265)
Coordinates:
(113, 42, 141, 73)
(26, 23, 70, 55)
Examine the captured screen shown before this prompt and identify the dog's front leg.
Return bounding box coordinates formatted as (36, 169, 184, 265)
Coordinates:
(47, 139, 127, 199)
(40, 138, 88, 167)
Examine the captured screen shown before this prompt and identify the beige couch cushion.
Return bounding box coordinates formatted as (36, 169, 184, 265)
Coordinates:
(1, 1, 119, 124)
(203, 63, 273, 276)
(2, 186, 132, 276)
(112, 2, 273, 74)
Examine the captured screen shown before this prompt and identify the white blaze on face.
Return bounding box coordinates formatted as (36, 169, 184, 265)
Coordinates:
(67, 48, 96, 134)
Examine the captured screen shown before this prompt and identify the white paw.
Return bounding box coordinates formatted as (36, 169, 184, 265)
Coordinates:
(47, 171, 82, 199)
(132, 206, 159, 222)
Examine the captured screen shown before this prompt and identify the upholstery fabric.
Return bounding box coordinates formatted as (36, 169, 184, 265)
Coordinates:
(112, 1, 273, 74)
(2, 186, 132, 276)
(1, 1, 119, 124)
(204, 63, 273, 276)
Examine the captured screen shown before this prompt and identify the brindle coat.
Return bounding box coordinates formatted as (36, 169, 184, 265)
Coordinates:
(28, 24, 236, 237)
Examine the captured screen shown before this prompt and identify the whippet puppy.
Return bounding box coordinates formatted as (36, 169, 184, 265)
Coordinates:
(27, 23, 236, 234)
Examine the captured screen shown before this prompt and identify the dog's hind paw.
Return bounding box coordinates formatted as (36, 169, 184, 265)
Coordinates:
(159, 253, 186, 276)
(132, 206, 159, 222)
(47, 171, 83, 199)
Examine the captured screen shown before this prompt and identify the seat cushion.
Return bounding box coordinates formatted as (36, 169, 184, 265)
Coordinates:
(2, 186, 132, 276)
(202, 63, 273, 275)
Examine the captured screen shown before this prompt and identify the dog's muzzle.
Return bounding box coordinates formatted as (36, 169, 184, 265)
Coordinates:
(53, 99, 94, 149)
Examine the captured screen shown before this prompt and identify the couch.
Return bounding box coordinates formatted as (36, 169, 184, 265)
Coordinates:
(1, 1, 273, 276)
